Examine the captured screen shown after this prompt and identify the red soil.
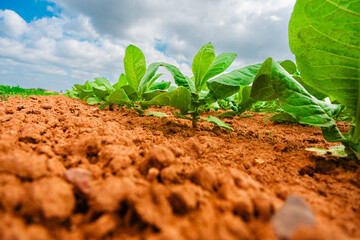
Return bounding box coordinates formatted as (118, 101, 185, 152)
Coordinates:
(0, 95, 359, 240)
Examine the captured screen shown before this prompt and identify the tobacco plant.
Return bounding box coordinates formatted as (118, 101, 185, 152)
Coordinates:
(288, 0, 359, 161)
(143, 42, 238, 130)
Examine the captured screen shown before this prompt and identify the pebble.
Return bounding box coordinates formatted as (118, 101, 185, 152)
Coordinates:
(64, 168, 93, 195)
(271, 195, 315, 240)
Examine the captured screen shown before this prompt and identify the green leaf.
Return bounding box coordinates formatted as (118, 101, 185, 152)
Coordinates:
(121, 85, 139, 101)
(202, 52, 237, 83)
(217, 111, 237, 118)
(74, 84, 85, 92)
(74, 83, 93, 100)
(86, 96, 102, 105)
(201, 116, 234, 131)
(241, 114, 254, 118)
(237, 86, 256, 115)
(143, 90, 166, 101)
(138, 62, 161, 95)
(150, 81, 171, 91)
(289, 0, 360, 141)
(93, 86, 109, 100)
(192, 42, 216, 92)
(270, 113, 298, 123)
(250, 58, 342, 128)
(139, 62, 194, 94)
(279, 60, 297, 75)
(142, 86, 191, 114)
(124, 45, 146, 90)
(167, 86, 177, 92)
(207, 63, 261, 99)
(94, 77, 114, 92)
(146, 112, 169, 118)
(293, 76, 328, 100)
(113, 74, 127, 90)
(98, 101, 111, 110)
(147, 74, 163, 90)
(108, 89, 131, 106)
(84, 81, 92, 90)
(161, 63, 196, 92)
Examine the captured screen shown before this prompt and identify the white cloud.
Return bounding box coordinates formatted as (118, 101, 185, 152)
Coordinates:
(0, 0, 296, 91)
(269, 15, 281, 21)
(0, 10, 28, 38)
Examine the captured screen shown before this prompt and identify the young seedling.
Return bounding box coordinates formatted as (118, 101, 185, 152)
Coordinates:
(143, 42, 238, 130)
(70, 45, 173, 116)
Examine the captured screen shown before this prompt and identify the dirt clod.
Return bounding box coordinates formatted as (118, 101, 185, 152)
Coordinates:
(23, 177, 75, 220)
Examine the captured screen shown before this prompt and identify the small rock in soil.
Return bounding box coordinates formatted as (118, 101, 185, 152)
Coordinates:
(147, 167, 160, 182)
(64, 168, 93, 195)
(271, 195, 316, 240)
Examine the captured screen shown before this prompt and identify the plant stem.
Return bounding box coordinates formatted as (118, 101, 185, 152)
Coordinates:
(190, 111, 200, 129)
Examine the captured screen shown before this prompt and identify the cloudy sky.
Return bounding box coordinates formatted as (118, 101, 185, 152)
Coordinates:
(0, 0, 296, 91)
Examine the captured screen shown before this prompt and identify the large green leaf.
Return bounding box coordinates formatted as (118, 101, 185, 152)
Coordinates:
(192, 42, 216, 92)
(289, 0, 360, 139)
(94, 77, 115, 92)
(293, 75, 328, 100)
(124, 45, 146, 90)
(251, 58, 342, 129)
(142, 86, 191, 114)
(207, 63, 261, 99)
(202, 52, 237, 84)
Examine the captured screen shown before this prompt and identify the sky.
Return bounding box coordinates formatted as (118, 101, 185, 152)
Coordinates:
(0, 0, 296, 91)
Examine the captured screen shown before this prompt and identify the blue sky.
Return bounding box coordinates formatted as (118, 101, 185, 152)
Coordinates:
(0, 0, 296, 91)
(0, 0, 56, 22)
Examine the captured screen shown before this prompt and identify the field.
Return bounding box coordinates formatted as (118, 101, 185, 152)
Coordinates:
(0, 95, 359, 240)
(0, 0, 359, 239)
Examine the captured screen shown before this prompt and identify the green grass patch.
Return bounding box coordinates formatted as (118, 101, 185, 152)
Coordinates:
(0, 85, 58, 102)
